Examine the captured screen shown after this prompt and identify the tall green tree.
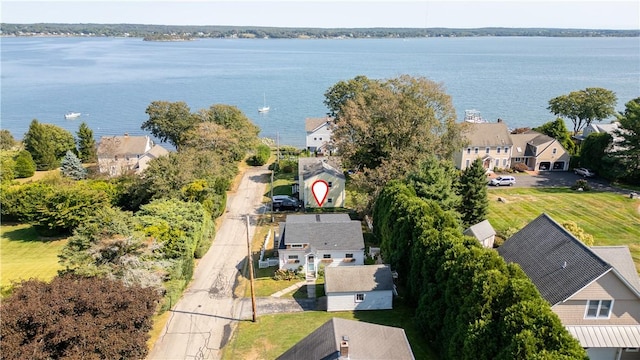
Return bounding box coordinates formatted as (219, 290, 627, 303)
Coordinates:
(76, 122, 97, 163)
(13, 150, 36, 178)
(458, 157, 489, 227)
(141, 101, 197, 150)
(60, 150, 87, 180)
(534, 117, 577, 155)
(579, 132, 614, 176)
(547, 87, 617, 134)
(326, 74, 464, 211)
(0, 129, 16, 150)
(613, 97, 640, 184)
(406, 156, 461, 211)
(23, 119, 76, 170)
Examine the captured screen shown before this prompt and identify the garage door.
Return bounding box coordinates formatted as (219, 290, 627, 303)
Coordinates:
(553, 161, 565, 170)
(587, 348, 618, 360)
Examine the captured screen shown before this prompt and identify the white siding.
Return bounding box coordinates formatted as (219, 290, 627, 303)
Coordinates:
(327, 290, 393, 312)
(306, 125, 332, 152)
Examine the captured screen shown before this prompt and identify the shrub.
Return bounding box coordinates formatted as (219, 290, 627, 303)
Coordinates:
(250, 144, 271, 166)
(571, 179, 591, 191)
(512, 162, 529, 172)
(13, 150, 36, 178)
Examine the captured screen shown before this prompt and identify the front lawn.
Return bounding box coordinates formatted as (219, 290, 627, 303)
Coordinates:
(0, 223, 68, 290)
(487, 188, 640, 271)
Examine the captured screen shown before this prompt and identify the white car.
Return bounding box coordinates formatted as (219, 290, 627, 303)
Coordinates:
(574, 168, 595, 177)
(489, 176, 516, 186)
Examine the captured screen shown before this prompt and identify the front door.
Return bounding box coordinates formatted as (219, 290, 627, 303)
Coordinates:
(308, 255, 315, 272)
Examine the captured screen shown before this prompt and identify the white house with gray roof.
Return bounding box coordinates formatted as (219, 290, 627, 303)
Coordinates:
(277, 317, 415, 360)
(305, 116, 334, 154)
(325, 265, 394, 311)
(277, 214, 365, 277)
(463, 219, 496, 248)
(498, 213, 640, 360)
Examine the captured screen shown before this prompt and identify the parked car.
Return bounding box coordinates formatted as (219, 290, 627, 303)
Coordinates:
(489, 176, 516, 186)
(272, 197, 301, 211)
(574, 168, 595, 177)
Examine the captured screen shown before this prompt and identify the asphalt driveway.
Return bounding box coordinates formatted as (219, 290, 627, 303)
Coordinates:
(488, 171, 628, 194)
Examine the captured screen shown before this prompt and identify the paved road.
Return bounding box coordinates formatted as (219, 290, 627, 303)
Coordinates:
(148, 167, 270, 360)
(488, 171, 628, 193)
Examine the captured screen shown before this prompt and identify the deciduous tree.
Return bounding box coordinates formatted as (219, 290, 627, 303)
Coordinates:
(1, 275, 159, 360)
(547, 87, 617, 134)
(141, 101, 197, 150)
(0, 129, 16, 150)
(534, 118, 577, 154)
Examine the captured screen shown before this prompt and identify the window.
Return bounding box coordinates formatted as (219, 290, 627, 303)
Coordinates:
(497, 147, 501, 154)
(503, 158, 508, 166)
(345, 253, 353, 258)
(291, 244, 303, 249)
(288, 255, 299, 260)
(552, 148, 557, 154)
(474, 147, 479, 154)
(328, 182, 333, 188)
(504, 147, 509, 153)
(319, 137, 322, 141)
(465, 159, 470, 168)
(585, 300, 613, 319)
(486, 147, 490, 154)
(355, 293, 365, 302)
(328, 198, 333, 203)
(323, 254, 332, 259)
(467, 148, 471, 154)
(495, 159, 499, 167)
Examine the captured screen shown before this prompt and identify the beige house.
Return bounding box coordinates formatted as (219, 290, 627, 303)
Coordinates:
(454, 121, 513, 171)
(97, 134, 169, 177)
(305, 116, 334, 155)
(498, 214, 640, 360)
(298, 157, 345, 208)
(511, 130, 570, 171)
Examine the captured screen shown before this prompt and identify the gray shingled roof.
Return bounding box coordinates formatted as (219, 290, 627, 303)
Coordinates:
(279, 214, 364, 251)
(97, 135, 151, 156)
(463, 219, 496, 241)
(276, 317, 415, 360)
(299, 157, 345, 180)
(591, 246, 640, 293)
(463, 122, 513, 147)
(497, 213, 612, 305)
(325, 265, 394, 293)
(305, 117, 333, 132)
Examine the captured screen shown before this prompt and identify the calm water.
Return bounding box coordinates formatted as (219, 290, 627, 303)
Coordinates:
(1, 36, 638, 147)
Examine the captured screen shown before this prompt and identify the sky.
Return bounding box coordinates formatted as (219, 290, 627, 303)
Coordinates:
(1, 1, 639, 30)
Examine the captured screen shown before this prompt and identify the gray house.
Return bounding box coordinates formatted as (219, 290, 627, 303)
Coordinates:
(498, 213, 640, 360)
(325, 265, 394, 311)
(276, 317, 415, 360)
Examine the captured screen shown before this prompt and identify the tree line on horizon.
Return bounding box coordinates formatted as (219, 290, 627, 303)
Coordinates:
(2, 23, 638, 38)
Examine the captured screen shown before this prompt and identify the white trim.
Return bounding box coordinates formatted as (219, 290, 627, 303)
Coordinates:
(561, 268, 612, 304)
(355, 293, 365, 303)
(584, 299, 614, 319)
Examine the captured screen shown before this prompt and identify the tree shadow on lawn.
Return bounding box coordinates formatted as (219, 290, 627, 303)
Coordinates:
(1, 224, 66, 243)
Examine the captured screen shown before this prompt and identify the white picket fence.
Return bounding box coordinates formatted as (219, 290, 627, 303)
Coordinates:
(258, 229, 279, 268)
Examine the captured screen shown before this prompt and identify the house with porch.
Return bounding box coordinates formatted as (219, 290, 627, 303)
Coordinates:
(510, 130, 570, 171)
(277, 317, 415, 360)
(305, 116, 334, 155)
(454, 121, 513, 171)
(498, 214, 640, 360)
(97, 134, 169, 177)
(276, 214, 365, 278)
(298, 157, 346, 208)
(325, 264, 394, 311)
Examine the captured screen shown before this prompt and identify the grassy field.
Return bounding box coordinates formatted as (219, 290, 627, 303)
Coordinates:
(487, 187, 640, 272)
(0, 223, 68, 289)
(222, 303, 438, 360)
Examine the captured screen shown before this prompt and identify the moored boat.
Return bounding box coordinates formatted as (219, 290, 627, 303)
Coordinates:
(65, 112, 81, 119)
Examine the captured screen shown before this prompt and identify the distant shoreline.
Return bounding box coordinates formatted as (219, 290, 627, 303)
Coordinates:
(1, 23, 638, 39)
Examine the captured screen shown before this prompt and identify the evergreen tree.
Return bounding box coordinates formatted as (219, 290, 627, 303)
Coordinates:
(23, 119, 75, 170)
(60, 150, 87, 180)
(76, 122, 97, 163)
(13, 150, 36, 178)
(458, 157, 489, 227)
(613, 97, 640, 184)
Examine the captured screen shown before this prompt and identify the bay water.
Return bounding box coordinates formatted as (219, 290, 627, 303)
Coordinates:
(1, 36, 638, 148)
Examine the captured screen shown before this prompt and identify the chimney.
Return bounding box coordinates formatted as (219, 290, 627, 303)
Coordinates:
(340, 337, 349, 358)
(497, 118, 503, 123)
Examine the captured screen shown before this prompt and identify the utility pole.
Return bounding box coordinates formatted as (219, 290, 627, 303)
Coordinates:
(245, 214, 257, 322)
(270, 170, 274, 223)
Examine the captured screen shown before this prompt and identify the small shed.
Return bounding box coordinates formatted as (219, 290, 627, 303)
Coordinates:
(325, 265, 393, 312)
(463, 219, 496, 248)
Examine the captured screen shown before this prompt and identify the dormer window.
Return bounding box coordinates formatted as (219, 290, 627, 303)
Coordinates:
(585, 300, 613, 319)
(291, 244, 303, 249)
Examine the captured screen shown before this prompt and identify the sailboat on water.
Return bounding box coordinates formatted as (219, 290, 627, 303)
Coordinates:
(258, 94, 270, 113)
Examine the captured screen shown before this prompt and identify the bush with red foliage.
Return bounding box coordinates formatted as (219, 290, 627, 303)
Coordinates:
(1, 275, 159, 360)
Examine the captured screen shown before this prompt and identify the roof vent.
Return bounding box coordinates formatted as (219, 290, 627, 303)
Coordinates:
(562, 261, 567, 269)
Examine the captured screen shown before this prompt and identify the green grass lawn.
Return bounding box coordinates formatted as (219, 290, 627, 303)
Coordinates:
(487, 188, 640, 272)
(0, 223, 68, 289)
(222, 302, 438, 360)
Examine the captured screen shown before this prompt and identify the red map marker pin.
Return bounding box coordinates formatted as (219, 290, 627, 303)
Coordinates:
(311, 179, 329, 206)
